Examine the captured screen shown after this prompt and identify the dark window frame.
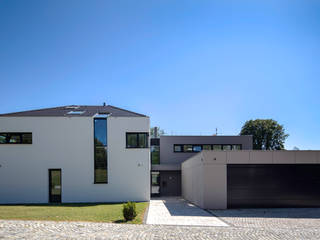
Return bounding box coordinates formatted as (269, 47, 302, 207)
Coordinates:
(94, 118, 108, 184)
(0, 132, 32, 144)
(173, 144, 242, 152)
(126, 132, 149, 148)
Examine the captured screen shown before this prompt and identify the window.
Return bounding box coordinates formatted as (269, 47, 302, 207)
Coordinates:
(94, 118, 107, 183)
(232, 144, 242, 150)
(223, 145, 232, 150)
(174, 145, 182, 152)
(126, 133, 148, 148)
(0, 133, 32, 144)
(213, 145, 222, 150)
(202, 145, 212, 150)
(193, 145, 202, 152)
(183, 145, 193, 152)
(151, 146, 160, 164)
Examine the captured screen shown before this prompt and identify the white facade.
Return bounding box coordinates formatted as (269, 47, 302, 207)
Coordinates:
(0, 115, 150, 204)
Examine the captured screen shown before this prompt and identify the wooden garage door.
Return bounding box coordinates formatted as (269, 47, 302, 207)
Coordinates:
(227, 164, 320, 208)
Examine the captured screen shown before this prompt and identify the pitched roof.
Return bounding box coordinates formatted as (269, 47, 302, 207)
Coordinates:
(0, 105, 148, 117)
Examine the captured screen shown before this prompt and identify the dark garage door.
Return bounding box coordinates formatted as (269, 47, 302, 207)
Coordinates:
(227, 164, 320, 208)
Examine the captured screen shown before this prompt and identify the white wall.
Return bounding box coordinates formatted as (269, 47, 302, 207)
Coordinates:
(0, 116, 150, 204)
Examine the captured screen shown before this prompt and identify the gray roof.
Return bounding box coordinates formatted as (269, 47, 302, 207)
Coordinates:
(0, 105, 148, 117)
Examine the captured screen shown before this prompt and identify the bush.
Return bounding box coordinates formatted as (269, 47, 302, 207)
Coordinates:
(122, 202, 137, 221)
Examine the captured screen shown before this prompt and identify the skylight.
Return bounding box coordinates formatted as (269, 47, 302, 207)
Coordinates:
(65, 106, 80, 109)
(67, 111, 85, 115)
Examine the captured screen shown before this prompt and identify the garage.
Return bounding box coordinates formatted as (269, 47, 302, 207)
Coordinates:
(227, 164, 320, 208)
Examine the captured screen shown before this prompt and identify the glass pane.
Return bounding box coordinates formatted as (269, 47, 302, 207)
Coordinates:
(203, 145, 211, 150)
(151, 146, 160, 164)
(223, 145, 232, 150)
(0, 133, 7, 143)
(9, 134, 21, 143)
(51, 170, 61, 195)
(193, 145, 202, 152)
(151, 172, 160, 194)
(183, 145, 193, 152)
(94, 119, 107, 146)
(174, 145, 182, 152)
(138, 133, 148, 148)
(95, 147, 107, 183)
(95, 169, 107, 183)
(232, 145, 241, 150)
(126, 134, 137, 148)
(213, 145, 222, 150)
(22, 133, 32, 144)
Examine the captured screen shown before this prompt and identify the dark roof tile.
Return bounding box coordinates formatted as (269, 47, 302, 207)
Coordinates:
(0, 105, 147, 117)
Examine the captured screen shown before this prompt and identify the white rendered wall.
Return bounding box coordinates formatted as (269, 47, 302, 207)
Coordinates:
(0, 116, 150, 204)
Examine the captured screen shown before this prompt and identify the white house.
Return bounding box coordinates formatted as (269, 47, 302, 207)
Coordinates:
(0, 105, 150, 204)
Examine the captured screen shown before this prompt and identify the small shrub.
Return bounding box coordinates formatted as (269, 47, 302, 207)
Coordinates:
(123, 201, 137, 221)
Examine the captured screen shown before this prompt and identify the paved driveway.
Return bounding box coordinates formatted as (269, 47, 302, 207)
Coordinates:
(211, 208, 320, 229)
(146, 197, 228, 226)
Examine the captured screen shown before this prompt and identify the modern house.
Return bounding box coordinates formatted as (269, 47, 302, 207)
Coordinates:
(151, 135, 253, 196)
(0, 105, 150, 204)
(1, 105, 320, 210)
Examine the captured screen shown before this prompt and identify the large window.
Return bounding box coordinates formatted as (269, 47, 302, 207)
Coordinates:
(94, 118, 108, 184)
(0, 133, 32, 144)
(126, 133, 148, 148)
(174, 144, 242, 152)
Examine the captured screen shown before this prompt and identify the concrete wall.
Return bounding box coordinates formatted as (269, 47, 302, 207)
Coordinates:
(0, 116, 150, 204)
(182, 150, 320, 209)
(160, 135, 253, 165)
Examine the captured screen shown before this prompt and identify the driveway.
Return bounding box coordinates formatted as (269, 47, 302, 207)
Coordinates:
(210, 208, 320, 229)
(146, 197, 228, 226)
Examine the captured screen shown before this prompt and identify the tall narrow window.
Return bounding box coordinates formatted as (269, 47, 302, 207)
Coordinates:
(94, 118, 107, 183)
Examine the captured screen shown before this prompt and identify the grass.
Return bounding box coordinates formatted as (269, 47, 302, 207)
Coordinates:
(0, 202, 148, 224)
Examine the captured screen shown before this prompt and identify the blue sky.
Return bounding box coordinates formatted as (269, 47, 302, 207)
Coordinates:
(1, 0, 319, 149)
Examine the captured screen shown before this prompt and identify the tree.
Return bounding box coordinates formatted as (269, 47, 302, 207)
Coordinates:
(150, 127, 165, 138)
(240, 119, 289, 150)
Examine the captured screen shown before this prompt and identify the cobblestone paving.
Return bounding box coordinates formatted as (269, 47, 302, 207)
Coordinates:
(210, 208, 320, 229)
(1, 218, 320, 240)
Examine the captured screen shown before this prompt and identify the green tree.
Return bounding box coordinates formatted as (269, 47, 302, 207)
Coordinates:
(240, 119, 289, 150)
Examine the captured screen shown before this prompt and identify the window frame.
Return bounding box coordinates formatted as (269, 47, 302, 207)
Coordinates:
(126, 132, 149, 149)
(94, 118, 108, 184)
(0, 132, 32, 144)
(173, 144, 243, 152)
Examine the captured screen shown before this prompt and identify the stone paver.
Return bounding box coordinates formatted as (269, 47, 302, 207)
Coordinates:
(211, 208, 320, 229)
(1, 219, 320, 240)
(146, 197, 228, 226)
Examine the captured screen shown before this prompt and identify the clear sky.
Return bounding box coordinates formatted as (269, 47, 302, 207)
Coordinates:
(1, 0, 319, 150)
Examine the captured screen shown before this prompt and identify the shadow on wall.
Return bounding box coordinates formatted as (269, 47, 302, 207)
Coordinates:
(211, 208, 320, 219)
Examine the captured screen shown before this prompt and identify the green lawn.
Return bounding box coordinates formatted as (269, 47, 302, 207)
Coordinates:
(0, 202, 148, 224)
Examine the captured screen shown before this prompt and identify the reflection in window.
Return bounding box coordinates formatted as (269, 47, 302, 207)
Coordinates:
(126, 133, 148, 148)
(151, 146, 160, 164)
(94, 118, 107, 183)
(223, 145, 232, 150)
(213, 145, 222, 150)
(193, 145, 202, 152)
(183, 145, 193, 152)
(232, 144, 241, 150)
(174, 145, 182, 152)
(151, 172, 160, 195)
(202, 145, 212, 150)
(0, 133, 32, 144)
